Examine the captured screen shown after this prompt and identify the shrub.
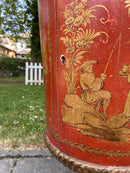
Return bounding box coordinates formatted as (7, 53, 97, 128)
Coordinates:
(0, 56, 30, 77)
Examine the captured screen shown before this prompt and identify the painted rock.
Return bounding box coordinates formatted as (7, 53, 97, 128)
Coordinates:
(38, 0, 130, 172)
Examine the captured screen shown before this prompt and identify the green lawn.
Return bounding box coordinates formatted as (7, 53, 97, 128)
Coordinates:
(0, 85, 46, 149)
(0, 77, 25, 81)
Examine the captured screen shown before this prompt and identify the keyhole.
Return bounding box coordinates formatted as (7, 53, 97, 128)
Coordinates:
(60, 55, 65, 65)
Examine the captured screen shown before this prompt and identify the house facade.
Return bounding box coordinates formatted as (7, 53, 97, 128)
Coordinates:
(0, 33, 31, 59)
(0, 45, 16, 57)
(0, 34, 16, 57)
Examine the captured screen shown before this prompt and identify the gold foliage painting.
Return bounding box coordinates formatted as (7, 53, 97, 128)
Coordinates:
(60, 0, 130, 143)
(60, 0, 109, 94)
(125, 0, 130, 45)
(125, 0, 130, 17)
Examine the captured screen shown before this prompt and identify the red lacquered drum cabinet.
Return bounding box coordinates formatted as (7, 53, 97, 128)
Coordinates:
(38, 0, 130, 172)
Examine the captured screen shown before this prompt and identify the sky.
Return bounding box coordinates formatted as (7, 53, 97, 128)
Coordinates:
(0, 0, 32, 36)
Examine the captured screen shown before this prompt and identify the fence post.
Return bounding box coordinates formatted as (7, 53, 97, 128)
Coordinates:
(39, 63, 42, 85)
(25, 62, 28, 85)
(34, 62, 37, 85)
(30, 62, 33, 85)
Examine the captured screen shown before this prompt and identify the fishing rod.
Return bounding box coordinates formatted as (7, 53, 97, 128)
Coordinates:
(104, 34, 121, 74)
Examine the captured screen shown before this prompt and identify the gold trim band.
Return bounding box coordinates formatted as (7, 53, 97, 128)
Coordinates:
(45, 130, 130, 173)
(47, 126, 130, 157)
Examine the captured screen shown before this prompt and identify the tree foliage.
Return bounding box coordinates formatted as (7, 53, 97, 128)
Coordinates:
(30, 0, 41, 62)
(0, 0, 32, 37)
(0, 0, 41, 61)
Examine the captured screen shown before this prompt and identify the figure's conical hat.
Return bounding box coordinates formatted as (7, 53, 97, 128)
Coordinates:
(80, 60, 98, 69)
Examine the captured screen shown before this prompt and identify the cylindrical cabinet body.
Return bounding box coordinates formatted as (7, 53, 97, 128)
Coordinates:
(38, 0, 130, 172)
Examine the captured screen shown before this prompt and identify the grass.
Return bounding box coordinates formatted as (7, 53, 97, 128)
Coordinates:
(0, 77, 25, 81)
(0, 85, 46, 149)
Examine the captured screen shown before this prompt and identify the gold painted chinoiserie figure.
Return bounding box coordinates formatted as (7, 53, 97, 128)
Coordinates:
(119, 64, 130, 117)
(80, 60, 111, 118)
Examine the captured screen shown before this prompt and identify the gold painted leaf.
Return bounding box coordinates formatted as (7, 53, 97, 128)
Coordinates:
(75, 67, 80, 72)
(81, 0, 87, 3)
(125, 40, 130, 45)
(125, 0, 130, 3)
(75, 59, 81, 64)
(83, 9, 96, 27)
(65, 16, 74, 25)
(77, 27, 84, 32)
(84, 9, 95, 16)
(66, 47, 75, 54)
(77, 56, 84, 60)
(75, 30, 101, 49)
(60, 36, 72, 48)
(73, 2, 84, 15)
(74, 15, 84, 27)
(63, 27, 73, 34)
(75, 32, 83, 39)
(65, 57, 70, 68)
(73, 59, 81, 66)
(76, 40, 87, 49)
(63, 70, 70, 81)
(86, 29, 101, 40)
(72, 69, 77, 80)
(75, 50, 88, 58)
(69, 82, 77, 94)
(73, 51, 88, 66)
(63, 9, 73, 19)
(74, 51, 88, 63)
(125, 1, 130, 16)
(84, 20, 90, 27)
(125, 4, 130, 7)
(128, 8, 130, 16)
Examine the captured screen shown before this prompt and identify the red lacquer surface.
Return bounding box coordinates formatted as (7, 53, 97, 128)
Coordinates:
(38, 0, 130, 167)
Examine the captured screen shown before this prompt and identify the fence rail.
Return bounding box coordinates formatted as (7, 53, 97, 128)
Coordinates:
(25, 62, 44, 85)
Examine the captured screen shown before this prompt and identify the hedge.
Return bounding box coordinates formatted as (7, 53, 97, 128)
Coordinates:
(0, 56, 30, 77)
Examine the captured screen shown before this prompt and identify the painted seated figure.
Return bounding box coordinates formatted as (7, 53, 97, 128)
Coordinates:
(80, 60, 111, 118)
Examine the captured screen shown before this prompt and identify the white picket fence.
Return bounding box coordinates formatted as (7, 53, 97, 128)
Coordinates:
(25, 62, 44, 85)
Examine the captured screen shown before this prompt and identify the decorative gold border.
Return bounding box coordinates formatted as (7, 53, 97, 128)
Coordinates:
(45, 130, 130, 173)
(46, 0, 54, 124)
(47, 126, 130, 157)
